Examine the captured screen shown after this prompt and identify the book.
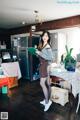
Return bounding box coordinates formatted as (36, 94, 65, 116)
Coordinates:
(28, 47, 36, 55)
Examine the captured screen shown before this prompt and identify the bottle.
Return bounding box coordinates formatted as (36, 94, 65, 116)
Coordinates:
(33, 72, 38, 80)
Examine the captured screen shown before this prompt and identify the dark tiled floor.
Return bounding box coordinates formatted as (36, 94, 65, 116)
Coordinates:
(0, 79, 80, 120)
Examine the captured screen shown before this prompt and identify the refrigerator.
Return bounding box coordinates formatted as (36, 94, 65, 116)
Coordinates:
(11, 34, 40, 81)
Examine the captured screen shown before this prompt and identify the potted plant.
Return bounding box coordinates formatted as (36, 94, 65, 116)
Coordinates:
(64, 45, 76, 72)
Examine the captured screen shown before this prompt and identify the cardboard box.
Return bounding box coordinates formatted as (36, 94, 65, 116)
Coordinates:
(50, 86, 69, 106)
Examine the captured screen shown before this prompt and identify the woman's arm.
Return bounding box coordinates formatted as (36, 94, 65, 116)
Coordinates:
(36, 48, 54, 61)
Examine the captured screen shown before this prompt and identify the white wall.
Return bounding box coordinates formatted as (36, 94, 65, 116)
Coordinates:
(50, 27, 80, 62)
(58, 32, 66, 62)
(66, 27, 80, 57)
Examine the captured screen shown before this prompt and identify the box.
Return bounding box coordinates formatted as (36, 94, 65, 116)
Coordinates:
(8, 77, 18, 89)
(50, 86, 69, 106)
(2, 86, 8, 94)
(59, 81, 71, 90)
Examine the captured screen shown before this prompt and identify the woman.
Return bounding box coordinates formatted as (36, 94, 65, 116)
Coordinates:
(36, 30, 54, 112)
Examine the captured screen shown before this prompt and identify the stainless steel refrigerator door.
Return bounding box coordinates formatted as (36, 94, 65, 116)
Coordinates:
(11, 36, 30, 79)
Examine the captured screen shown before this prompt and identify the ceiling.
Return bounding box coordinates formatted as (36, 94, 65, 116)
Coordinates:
(0, 0, 80, 29)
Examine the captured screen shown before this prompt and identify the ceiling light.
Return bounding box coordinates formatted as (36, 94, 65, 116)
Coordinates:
(22, 21, 25, 25)
(34, 10, 39, 23)
(18, 37, 20, 40)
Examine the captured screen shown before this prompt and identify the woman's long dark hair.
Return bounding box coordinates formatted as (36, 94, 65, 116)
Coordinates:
(38, 30, 51, 50)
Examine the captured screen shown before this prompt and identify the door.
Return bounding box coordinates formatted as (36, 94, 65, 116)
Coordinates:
(31, 36, 40, 81)
(11, 34, 29, 79)
(18, 37, 29, 79)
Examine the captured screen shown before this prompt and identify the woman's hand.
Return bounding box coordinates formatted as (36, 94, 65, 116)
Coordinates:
(35, 49, 40, 55)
